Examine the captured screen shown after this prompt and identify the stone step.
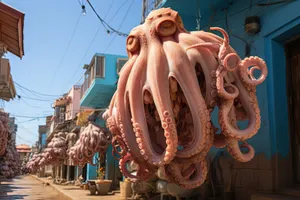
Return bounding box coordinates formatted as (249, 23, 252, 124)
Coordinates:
(251, 193, 300, 200)
(279, 188, 300, 197)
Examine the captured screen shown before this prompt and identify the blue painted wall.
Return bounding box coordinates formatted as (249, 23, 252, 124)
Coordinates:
(159, 0, 300, 159)
(86, 154, 98, 180)
(80, 53, 127, 108)
(82, 55, 125, 180)
(41, 133, 46, 146)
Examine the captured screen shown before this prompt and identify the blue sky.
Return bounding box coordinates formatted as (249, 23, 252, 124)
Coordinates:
(2, 0, 142, 146)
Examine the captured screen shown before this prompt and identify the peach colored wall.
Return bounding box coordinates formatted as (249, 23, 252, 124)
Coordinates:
(66, 86, 81, 120)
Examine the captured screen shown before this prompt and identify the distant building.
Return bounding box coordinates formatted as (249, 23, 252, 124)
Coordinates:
(16, 144, 31, 161)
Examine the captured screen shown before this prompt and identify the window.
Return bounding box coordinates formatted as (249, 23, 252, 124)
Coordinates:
(117, 58, 128, 74)
(95, 56, 105, 78)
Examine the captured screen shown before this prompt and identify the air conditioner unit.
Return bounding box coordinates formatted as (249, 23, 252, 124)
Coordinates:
(0, 58, 11, 83)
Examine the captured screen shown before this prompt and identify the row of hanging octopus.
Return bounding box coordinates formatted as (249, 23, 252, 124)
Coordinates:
(26, 123, 112, 173)
(103, 8, 268, 189)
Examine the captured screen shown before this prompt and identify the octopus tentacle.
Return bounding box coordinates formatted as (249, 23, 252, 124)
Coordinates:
(184, 42, 219, 110)
(165, 159, 208, 189)
(227, 139, 255, 162)
(116, 56, 142, 159)
(101, 8, 267, 189)
(226, 108, 255, 162)
(144, 41, 178, 165)
(119, 153, 154, 182)
(162, 37, 210, 158)
(210, 27, 229, 59)
(239, 56, 268, 86)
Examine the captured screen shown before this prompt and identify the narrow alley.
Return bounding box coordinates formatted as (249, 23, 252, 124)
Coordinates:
(0, 176, 62, 200)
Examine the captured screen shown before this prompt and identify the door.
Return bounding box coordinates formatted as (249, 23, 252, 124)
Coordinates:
(69, 166, 75, 180)
(285, 36, 300, 183)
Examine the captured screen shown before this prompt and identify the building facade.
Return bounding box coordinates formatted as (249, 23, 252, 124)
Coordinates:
(79, 53, 127, 188)
(16, 144, 31, 162)
(148, 0, 300, 199)
(0, 2, 24, 101)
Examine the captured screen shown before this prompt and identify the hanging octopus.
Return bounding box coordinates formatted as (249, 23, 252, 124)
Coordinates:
(104, 7, 267, 189)
(68, 123, 112, 167)
(41, 132, 68, 166)
(0, 111, 9, 156)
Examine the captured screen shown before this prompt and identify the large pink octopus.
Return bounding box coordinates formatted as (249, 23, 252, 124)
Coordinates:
(104, 8, 267, 189)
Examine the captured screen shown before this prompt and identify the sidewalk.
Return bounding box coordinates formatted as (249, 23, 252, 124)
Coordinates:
(31, 175, 125, 200)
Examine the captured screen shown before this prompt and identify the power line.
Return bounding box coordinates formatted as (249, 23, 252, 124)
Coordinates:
(105, 0, 116, 20)
(18, 95, 54, 102)
(20, 98, 44, 109)
(10, 114, 49, 119)
(49, 12, 82, 87)
(17, 122, 37, 136)
(17, 135, 34, 145)
(86, 0, 128, 37)
(18, 118, 41, 123)
(66, 0, 120, 87)
(107, 0, 129, 23)
(104, 0, 134, 52)
(14, 81, 62, 97)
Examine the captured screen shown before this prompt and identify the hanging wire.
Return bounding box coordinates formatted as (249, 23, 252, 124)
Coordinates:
(224, 9, 251, 57)
(103, 0, 134, 52)
(66, 0, 125, 87)
(86, 0, 129, 37)
(14, 82, 62, 97)
(49, 12, 82, 88)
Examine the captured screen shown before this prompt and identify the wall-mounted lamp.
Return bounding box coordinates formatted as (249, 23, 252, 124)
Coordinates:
(245, 16, 261, 35)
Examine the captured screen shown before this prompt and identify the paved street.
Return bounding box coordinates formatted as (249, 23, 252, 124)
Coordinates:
(0, 175, 63, 200)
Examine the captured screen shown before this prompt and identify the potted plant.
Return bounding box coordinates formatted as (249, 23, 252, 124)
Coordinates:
(95, 166, 112, 195)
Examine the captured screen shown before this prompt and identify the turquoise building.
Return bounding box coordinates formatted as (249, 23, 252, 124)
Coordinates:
(80, 53, 128, 189)
(147, 0, 300, 199)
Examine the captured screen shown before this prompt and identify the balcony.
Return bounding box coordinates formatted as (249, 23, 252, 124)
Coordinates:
(80, 53, 127, 108)
(0, 58, 16, 101)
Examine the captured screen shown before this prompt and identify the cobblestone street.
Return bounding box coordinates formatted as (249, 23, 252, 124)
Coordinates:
(0, 175, 63, 200)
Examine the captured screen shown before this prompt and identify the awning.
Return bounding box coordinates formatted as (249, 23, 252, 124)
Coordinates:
(53, 96, 71, 107)
(0, 2, 25, 58)
(76, 109, 94, 126)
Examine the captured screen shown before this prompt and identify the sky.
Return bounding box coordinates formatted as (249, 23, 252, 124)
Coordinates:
(2, 0, 142, 146)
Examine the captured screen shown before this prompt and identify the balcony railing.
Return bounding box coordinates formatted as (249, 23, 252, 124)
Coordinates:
(80, 56, 105, 99)
(81, 76, 90, 99)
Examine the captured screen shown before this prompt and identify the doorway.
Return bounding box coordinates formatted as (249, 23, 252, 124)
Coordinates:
(285, 36, 300, 183)
(69, 166, 75, 180)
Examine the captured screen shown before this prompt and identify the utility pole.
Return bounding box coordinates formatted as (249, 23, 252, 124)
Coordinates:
(141, 0, 147, 24)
